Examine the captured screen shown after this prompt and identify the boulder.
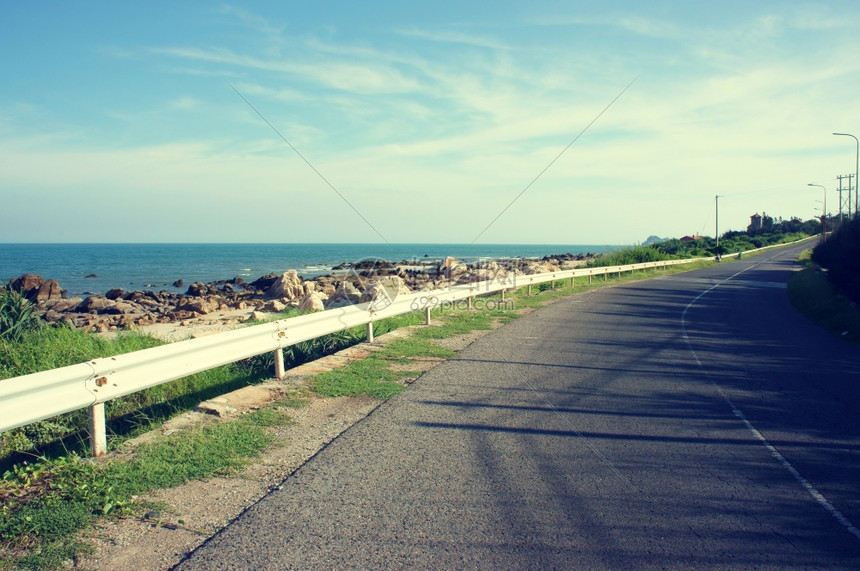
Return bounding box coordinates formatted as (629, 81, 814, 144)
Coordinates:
(250, 272, 280, 291)
(263, 300, 287, 312)
(42, 309, 63, 323)
(185, 282, 219, 296)
(178, 297, 219, 315)
(265, 270, 305, 300)
(102, 301, 141, 315)
(359, 276, 411, 310)
(298, 291, 326, 312)
(9, 274, 64, 303)
(324, 281, 361, 308)
(46, 296, 83, 312)
(34, 280, 64, 303)
(79, 296, 115, 313)
(10, 273, 44, 295)
(105, 288, 125, 300)
(438, 256, 466, 279)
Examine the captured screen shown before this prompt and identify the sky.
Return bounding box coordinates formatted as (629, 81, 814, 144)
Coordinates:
(2, 1, 860, 245)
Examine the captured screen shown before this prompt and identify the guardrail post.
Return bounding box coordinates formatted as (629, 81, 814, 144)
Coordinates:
(527, 284, 532, 296)
(500, 289, 506, 301)
(551, 279, 556, 290)
(366, 322, 374, 343)
(588, 274, 592, 284)
(274, 348, 286, 379)
(89, 403, 107, 457)
(570, 277, 574, 288)
(604, 270, 607, 281)
(424, 306, 431, 325)
(467, 297, 473, 310)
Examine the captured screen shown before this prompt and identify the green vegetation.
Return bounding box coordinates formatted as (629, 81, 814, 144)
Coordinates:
(0, 407, 288, 570)
(811, 216, 860, 303)
(312, 358, 415, 399)
(589, 219, 819, 267)
(0, 288, 39, 342)
(789, 250, 860, 347)
(0, 310, 431, 471)
(309, 310, 504, 400)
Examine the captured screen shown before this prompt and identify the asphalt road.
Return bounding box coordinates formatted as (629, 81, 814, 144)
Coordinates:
(175, 242, 860, 570)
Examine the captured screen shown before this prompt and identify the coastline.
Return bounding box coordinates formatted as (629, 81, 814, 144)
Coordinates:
(7, 251, 598, 338)
(0, 243, 616, 298)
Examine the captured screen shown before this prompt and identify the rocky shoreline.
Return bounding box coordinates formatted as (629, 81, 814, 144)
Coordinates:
(7, 253, 594, 335)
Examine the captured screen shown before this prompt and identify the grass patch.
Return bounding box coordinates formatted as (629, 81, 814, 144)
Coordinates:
(1, 311, 430, 469)
(376, 337, 457, 360)
(413, 311, 495, 338)
(0, 415, 279, 570)
(788, 250, 860, 347)
(272, 386, 313, 409)
(311, 358, 413, 399)
(508, 260, 717, 307)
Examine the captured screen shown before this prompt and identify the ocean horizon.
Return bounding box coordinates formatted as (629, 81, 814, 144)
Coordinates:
(0, 243, 621, 297)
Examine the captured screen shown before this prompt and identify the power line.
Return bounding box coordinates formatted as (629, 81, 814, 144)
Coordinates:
(226, 81, 389, 244)
(469, 77, 638, 244)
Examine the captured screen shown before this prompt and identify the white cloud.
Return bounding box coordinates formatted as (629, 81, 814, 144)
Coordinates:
(394, 27, 511, 50)
(4, 3, 860, 243)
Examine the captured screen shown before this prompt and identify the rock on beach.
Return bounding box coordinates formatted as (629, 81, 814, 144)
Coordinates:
(6, 252, 593, 334)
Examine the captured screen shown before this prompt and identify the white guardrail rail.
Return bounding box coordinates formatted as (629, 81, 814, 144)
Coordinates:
(0, 241, 811, 456)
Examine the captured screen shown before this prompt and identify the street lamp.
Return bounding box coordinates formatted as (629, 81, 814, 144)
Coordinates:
(808, 183, 827, 241)
(832, 132, 858, 218)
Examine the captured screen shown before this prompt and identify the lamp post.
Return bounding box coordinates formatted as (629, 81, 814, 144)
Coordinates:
(832, 132, 858, 218)
(808, 183, 827, 241)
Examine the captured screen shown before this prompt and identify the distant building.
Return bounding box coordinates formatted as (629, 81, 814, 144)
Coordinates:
(748, 213, 762, 233)
(680, 234, 704, 242)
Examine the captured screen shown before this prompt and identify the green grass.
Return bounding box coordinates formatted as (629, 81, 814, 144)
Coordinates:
(0, 405, 293, 570)
(788, 250, 860, 347)
(376, 337, 457, 360)
(309, 308, 516, 400)
(0, 310, 433, 469)
(311, 358, 415, 399)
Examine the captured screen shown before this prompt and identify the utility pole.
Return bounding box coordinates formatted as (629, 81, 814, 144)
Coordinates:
(715, 195, 720, 253)
(837, 175, 846, 223)
(833, 132, 858, 218)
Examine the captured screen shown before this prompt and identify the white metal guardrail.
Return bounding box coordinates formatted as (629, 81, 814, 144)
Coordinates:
(0, 242, 810, 456)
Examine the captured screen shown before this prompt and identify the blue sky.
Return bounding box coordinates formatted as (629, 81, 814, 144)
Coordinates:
(2, 1, 859, 244)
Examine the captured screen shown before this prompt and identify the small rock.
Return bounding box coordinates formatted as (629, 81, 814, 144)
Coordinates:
(196, 401, 237, 417)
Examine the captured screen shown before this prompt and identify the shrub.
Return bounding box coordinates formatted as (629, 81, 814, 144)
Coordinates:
(812, 217, 860, 303)
(0, 287, 38, 342)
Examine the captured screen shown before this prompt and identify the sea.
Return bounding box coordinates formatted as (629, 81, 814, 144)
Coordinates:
(0, 243, 619, 297)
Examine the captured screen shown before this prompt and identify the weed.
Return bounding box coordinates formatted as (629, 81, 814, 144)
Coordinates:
(0, 418, 275, 569)
(241, 407, 295, 427)
(0, 287, 39, 342)
(273, 387, 313, 409)
(311, 358, 412, 399)
(377, 338, 456, 360)
(788, 251, 860, 347)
